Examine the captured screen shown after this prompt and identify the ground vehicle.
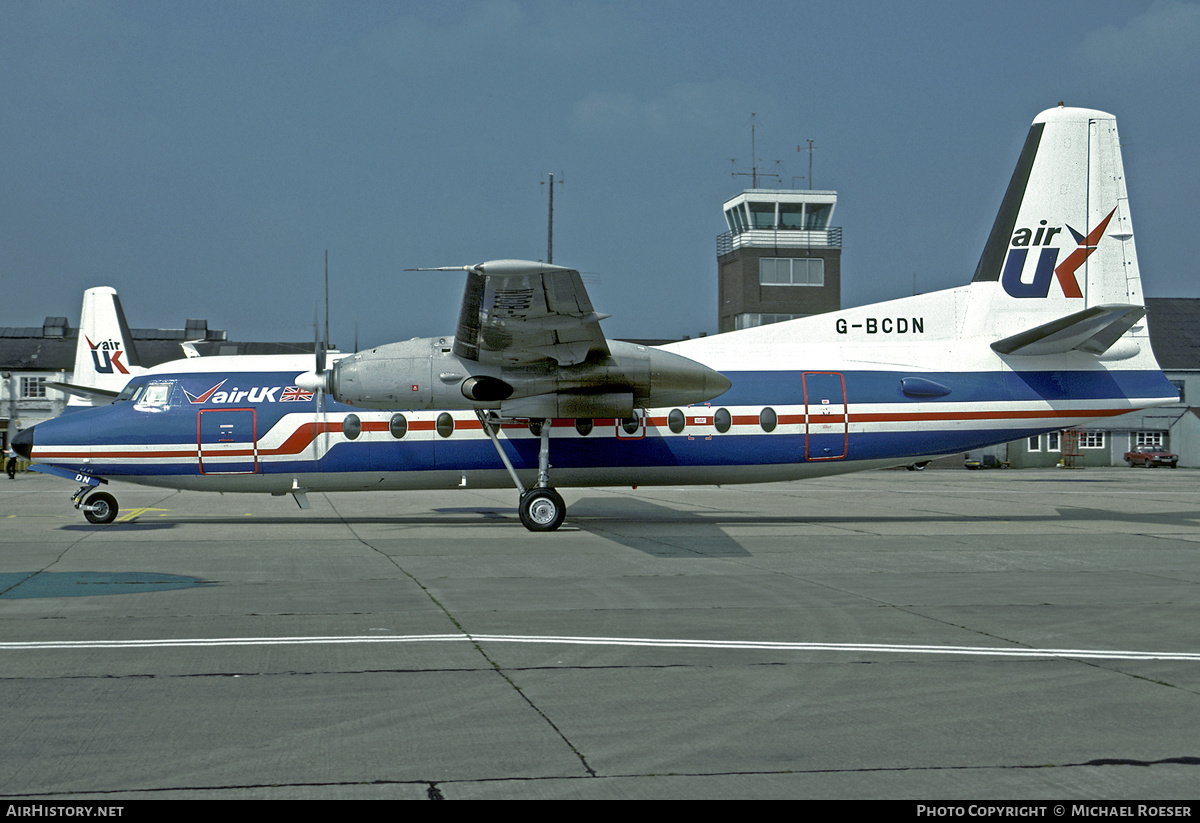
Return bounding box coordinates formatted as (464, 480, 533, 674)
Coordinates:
(1123, 444, 1178, 468)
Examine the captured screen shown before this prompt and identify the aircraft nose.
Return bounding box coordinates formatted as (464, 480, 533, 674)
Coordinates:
(11, 426, 33, 460)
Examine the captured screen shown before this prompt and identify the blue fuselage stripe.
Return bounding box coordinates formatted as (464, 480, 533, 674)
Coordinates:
(26, 367, 1177, 480)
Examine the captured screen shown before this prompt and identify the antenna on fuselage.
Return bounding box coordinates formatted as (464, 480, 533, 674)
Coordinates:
(541, 172, 564, 263)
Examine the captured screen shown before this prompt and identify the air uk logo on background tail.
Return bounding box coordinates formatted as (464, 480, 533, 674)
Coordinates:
(1000, 207, 1117, 298)
(67, 287, 144, 405)
(86, 336, 131, 375)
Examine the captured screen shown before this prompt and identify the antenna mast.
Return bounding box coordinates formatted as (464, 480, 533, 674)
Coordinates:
(732, 114, 780, 189)
(798, 139, 816, 189)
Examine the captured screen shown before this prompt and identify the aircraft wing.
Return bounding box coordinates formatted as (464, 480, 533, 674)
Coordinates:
(990, 304, 1146, 356)
(449, 260, 611, 367)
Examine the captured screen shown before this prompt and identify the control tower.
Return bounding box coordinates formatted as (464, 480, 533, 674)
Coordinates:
(716, 188, 842, 332)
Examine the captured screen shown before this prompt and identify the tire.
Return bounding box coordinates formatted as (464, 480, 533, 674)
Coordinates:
(519, 488, 565, 532)
(83, 492, 118, 525)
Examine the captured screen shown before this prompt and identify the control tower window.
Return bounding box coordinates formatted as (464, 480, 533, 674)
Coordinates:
(805, 203, 832, 229)
(760, 258, 824, 286)
(725, 206, 747, 234)
(779, 204, 805, 229)
(749, 202, 775, 229)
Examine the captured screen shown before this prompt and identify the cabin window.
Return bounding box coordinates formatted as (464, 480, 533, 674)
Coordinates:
(714, 408, 732, 433)
(343, 414, 361, 440)
(529, 419, 545, 437)
(575, 419, 593, 436)
(621, 416, 640, 435)
(668, 409, 685, 434)
(389, 413, 408, 439)
(759, 407, 777, 433)
(436, 413, 454, 438)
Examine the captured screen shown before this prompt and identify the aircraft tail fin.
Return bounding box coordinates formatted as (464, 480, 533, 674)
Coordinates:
(68, 287, 143, 405)
(966, 106, 1148, 355)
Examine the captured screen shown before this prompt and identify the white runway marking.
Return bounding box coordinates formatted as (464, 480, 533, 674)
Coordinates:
(2, 634, 1199, 661)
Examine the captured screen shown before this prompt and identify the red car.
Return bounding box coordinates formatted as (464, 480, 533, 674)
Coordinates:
(1124, 444, 1179, 468)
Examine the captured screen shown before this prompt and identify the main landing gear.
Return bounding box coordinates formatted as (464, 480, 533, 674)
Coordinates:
(476, 411, 566, 532)
(519, 487, 566, 531)
(73, 486, 119, 525)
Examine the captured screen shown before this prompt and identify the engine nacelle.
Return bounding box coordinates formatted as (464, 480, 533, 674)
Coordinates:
(307, 336, 730, 417)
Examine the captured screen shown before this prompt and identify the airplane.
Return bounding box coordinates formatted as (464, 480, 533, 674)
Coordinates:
(13, 105, 1180, 531)
(48, 286, 147, 409)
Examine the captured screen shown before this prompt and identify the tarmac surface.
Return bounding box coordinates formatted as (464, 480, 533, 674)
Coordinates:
(1, 468, 1198, 800)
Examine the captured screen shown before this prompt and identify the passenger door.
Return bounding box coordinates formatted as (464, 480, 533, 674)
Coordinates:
(198, 409, 258, 474)
(802, 372, 847, 461)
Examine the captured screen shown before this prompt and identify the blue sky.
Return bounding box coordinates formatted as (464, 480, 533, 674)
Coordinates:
(3, 0, 1198, 349)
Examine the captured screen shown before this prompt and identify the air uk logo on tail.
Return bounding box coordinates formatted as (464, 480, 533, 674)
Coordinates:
(1000, 207, 1117, 298)
(86, 337, 130, 375)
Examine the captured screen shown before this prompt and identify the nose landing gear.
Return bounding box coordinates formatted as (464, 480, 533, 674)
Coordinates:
(72, 485, 119, 525)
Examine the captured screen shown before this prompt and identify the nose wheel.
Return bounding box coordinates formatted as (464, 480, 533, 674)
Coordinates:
(77, 490, 119, 525)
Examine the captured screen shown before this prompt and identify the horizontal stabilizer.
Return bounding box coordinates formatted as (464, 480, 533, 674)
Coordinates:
(47, 381, 121, 401)
(990, 304, 1145, 356)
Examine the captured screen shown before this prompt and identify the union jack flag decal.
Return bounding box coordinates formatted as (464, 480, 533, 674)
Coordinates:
(280, 386, 314, 402)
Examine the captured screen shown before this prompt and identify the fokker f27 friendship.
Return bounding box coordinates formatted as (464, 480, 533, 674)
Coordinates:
(14, 106, 1179, 530)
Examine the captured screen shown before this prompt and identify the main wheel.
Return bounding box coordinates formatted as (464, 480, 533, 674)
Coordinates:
(519, 488, 565, 532)
(83, 491, 118, 525)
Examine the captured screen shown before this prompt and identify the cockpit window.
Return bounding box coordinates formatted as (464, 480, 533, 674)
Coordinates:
(115, 380, 147, 403)
(139, 382, 172, 406)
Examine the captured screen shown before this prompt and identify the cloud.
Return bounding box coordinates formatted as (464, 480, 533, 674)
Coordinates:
(1075, 1, 1200, 79)
(571, 80, 771, 140)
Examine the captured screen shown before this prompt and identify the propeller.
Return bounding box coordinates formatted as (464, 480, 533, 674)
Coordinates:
(295, 252, 332, 465)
